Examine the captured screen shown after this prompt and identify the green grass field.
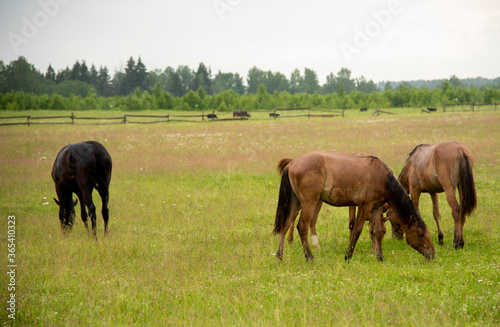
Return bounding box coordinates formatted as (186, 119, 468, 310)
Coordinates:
(1, 109, 499, 326)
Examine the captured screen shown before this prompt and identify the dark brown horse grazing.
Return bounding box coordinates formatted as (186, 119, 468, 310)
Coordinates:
(273, 151, 435, 261)
(397, 141, 477, 249)
(52, 141, 112, 239)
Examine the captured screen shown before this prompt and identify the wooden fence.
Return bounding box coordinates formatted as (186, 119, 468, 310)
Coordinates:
(0, 108, 344, 126)
(443, 102, 499, 112)
(270, 106, 344, 119)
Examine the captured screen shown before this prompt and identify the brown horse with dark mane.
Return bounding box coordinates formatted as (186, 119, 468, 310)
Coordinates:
(397, 141, 477, 249)
(52, 141, 112, 239)
(273, 151, 435, 261)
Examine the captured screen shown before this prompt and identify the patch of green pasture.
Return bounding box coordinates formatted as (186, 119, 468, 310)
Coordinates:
(0, 110, 499, 326)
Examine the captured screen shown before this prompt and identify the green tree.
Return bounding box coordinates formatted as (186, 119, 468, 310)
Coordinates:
(182, 90, 202, 110)
(193, 63, 212, 95)
(96, 66, 111, 97)
(256, 84, 272, 108)
(337, 67, 355, 94)
(166, 69, 183, 97)
(266, 71, 289, 94)
(289, 69, 303, 94)
(246, 66, 265, 94)
(301, 68, 319, 94)
(322, 72, 337, 94)
(356, 76, 377, 93)
(45, 64, 56, 82)
(0, 56, 43, 93)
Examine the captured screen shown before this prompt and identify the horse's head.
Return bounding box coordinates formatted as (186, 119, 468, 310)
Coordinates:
(403, 219, 436, 260)
(54, 198, 78, 233)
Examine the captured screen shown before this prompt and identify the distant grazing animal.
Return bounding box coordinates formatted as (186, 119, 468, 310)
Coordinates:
(207, 113, 218, 119)
(360, 107, 368, 112)
(52, 141, 112, 239)
(233, 110, 251, 118)
(427, 108, 437, 112)
(273, 152, 435, 262)
(269, 113, 280, 118)
(397, 141, 476, 249)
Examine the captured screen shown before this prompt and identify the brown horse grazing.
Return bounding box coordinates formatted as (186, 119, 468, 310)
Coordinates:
(397, 141, 477, 249)
(273, 152, 435, 262)
(52, 141, 112, 239)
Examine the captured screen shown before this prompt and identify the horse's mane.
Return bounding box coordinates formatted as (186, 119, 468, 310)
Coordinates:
(386, 169, 426, 229)
(365, 157, 421, 228)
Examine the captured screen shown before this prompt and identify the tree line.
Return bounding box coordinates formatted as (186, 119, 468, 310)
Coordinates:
(0, 56, 499, 111)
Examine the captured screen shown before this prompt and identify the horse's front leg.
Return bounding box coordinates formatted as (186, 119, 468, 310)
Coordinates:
(369, 206, 385, 261)
(430, 193, 444, 245)
(348, 206, 356, 243)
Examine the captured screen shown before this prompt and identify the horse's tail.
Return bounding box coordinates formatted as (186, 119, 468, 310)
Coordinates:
(277, 158, 293, 175)
(273, 167, 295, 234)
(458, 151, 477, 217)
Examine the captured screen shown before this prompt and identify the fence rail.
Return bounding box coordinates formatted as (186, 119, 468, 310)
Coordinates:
(0, 108, 345, 126)
(443, 102, 499, 112)
(271, 106, 344, 119)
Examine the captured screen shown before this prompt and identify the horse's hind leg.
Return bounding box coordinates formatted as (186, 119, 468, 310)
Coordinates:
(286, 205, 301, 244)
(276, 198, 300, 260)
(296, 201, 322, 261)
(82, 187, 97, 239)
(75, 190, 89, 230)
(345, 203, 372, 262)
(310, 202, 322, 249)
(444, 186, 463, 249)
(430, 193, 444, 245)
(97, 186, 110, 235)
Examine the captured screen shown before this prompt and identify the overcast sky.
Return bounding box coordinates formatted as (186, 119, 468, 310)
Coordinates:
(1, 0, 499, 84)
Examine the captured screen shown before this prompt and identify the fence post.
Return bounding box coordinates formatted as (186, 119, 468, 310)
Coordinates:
(308, 106, 310, 119)
(443, 101, 446, 112)
(202, 111, 205, 122)
(342, 108, 344, 118)
(274, 107, 277, 120)
(71, 112, 74, 124)
(123, 115, 127, 124)
(472, 102, 475, 111)
(27, 116, 31, 127)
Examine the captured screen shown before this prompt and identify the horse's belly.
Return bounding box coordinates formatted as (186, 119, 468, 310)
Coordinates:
(321, 188, 357, 207)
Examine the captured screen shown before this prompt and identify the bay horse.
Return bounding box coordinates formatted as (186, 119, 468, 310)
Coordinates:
(52, 141, 112, 239)
(397, 141, 477, 249)
(273, 151, 435, 261)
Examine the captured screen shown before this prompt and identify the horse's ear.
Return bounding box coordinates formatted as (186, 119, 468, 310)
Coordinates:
(73, 198, 78, 206)
(54, 198, 60, 206)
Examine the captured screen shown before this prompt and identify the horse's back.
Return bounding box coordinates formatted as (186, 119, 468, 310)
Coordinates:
(55, 141, 112, 187)
(289, 151, 388, 206)
(435, 141, 473, 165)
